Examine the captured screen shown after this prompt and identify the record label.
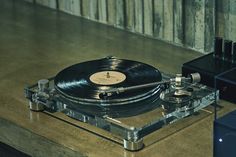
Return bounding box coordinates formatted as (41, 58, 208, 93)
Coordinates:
(89, 71, 126, 85)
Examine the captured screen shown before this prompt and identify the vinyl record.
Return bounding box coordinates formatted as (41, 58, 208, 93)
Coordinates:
(54, 57, 162, 107)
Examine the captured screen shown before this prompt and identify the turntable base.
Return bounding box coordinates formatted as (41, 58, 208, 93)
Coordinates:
(1, 1, 236, 157)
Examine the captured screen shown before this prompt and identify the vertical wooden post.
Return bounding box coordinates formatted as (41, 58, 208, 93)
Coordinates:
(204, 0, 215, 52)
(81, 0, 90, 19)
(72, 0, 81, 16)
(58, 0, 71, 14)
(107, 0, 116, 26)
(98, 0, 107, 23)
(215, 0, 225, 38)
(58, 0, 81, 16)
(153, 0, 164, 38)
(173, 0, 183, 45)
(134, 0, 143, 33)
(125, 0, 135, 31)
(116, 0, 125, 28)
(184, 0, 196, 48)
(163, 0, 173, 42)
(194, 0, 205, 51)
(228, 0, 236, 41)
(89, 0, 98, 20)
(143, 0, 153, 36)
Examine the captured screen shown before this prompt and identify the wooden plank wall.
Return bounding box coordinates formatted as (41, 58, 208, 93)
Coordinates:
(26, 0, 233, 53)
(35, 0, 57, 9)
(216, 0, 236, 42)
(23, 0, 34, 3)
(98, 0, 107, 23)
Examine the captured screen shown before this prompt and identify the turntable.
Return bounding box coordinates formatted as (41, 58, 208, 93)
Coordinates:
(24, 57, 219, 151)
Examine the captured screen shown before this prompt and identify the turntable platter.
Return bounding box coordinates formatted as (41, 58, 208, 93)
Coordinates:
(54, 57, 162, 107)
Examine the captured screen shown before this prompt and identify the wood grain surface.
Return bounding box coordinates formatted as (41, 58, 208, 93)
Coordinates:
(26, 0, 236, 53)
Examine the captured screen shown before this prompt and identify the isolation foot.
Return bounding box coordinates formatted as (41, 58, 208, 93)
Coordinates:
(29, 101, 44, 111)
(123, 138, 144, 151)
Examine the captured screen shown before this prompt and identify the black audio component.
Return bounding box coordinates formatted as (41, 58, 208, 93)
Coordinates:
(216, 68, 236, 103)
(233, 42, 236, 63)
(214, 37, 223, 58)
(214, 109, 236, 157)
(182, 37, 236, 103)
(182, 53, 235, 87)
(223, 40, 233, 61)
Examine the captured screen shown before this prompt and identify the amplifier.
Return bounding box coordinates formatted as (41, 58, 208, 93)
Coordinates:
(182, 38, 236, 103)
(216, 68, 236, 103)
(214, 110, 236, 157)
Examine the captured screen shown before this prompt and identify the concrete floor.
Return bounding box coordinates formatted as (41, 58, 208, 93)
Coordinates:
(0, 0, 235, 157)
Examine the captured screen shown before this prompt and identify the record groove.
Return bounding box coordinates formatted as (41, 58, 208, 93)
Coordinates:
(54, 57, 162, 111)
